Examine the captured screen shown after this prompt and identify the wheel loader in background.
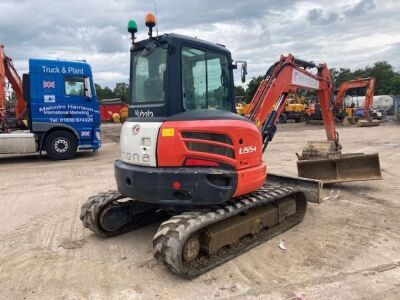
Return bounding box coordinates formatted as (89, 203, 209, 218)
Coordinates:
(80, 13, 382, 278)
(279, 93, 306, 123)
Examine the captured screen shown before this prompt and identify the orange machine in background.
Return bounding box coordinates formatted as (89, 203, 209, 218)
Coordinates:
(335, 77, 380, 126)
(0, 45, 27, 130)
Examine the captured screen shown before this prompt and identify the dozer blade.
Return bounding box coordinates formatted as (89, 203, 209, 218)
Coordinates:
(342, 116, 357, 126)
(266, 173, 323, 203)
(297, 153, 382, 184)
(356, 119, 381, 127)
(343, 116, 380, 127)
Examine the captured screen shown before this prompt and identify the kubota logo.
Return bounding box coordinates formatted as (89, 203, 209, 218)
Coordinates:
(132, 124, 140, 135)
(239, 146, 257, 155)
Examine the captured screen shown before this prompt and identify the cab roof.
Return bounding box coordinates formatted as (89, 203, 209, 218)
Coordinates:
(133, 33, 231, 55)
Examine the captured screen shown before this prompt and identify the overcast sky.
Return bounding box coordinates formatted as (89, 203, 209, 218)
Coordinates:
(1, 0, 399, 88)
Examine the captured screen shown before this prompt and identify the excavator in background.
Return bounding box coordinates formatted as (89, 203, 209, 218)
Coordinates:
(305, 77, 380, 127)
(0, 46, 26, 130)
(80, 14, 382, 278)
(335, 77, 380, 127)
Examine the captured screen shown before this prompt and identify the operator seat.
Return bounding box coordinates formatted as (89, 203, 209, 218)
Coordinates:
(144, 78, 163, 101)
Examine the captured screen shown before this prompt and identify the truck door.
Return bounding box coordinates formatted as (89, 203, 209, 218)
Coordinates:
(63, 75, 99, 146)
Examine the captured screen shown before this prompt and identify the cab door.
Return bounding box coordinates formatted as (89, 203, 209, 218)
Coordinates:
(63, 76, 98, 143)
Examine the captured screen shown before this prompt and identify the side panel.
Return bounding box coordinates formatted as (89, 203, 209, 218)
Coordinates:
(233, 163, 266, 197)
(0, 132, 37, 154)
(120, 121, 162, 167)
(157, 119, 262, 170)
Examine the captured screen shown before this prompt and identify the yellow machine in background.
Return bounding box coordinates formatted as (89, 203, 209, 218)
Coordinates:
(235, 102, 248, 116)
(280, 93, 306, 123)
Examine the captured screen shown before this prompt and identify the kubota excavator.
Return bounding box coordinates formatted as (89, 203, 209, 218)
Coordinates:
(80, 14, 382, 278)
(335, 77, 380, 127)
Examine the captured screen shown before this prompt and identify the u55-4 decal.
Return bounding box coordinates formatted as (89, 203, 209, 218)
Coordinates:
(239, 146, 257, 155)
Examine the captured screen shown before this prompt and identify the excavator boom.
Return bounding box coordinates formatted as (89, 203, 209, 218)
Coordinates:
(246, 55, 381, 183)
(0, 45, 27, 130)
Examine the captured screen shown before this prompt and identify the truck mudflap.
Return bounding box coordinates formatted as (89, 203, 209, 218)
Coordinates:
(297, 153, 382, 184)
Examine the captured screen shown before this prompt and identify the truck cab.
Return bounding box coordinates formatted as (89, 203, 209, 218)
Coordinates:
(0, 55, 101, 160)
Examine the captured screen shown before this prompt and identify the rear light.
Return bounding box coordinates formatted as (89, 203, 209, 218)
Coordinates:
(184, 158, 219, 167)
(172, 181, 181, 190)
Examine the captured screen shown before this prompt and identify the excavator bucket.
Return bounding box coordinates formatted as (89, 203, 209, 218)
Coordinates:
(297, 153, 382, 183)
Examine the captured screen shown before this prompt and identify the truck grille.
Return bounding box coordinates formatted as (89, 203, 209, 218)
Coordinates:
(181, 132, 233, 145)
(185, 142, 235, 159)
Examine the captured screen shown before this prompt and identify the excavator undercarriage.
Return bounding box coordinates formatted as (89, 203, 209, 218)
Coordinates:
(81, 179, 310, 278)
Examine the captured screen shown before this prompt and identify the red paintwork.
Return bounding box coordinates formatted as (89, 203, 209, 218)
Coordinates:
(184, 158, 220, 167)
(99, 103, 128, 121)
(157, 119, 266, 197)
(233, 162, 266, 197)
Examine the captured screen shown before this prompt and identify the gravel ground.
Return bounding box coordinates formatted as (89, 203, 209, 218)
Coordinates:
(0, 122, 399, 299)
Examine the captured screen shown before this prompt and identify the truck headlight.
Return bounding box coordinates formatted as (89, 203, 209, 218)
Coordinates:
(95, 131, 101, 140)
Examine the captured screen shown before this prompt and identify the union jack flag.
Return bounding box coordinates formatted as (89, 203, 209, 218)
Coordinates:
(43, 81, 55, 88)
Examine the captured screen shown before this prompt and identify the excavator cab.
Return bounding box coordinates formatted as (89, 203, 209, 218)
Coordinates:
(129, 32, 236, 118)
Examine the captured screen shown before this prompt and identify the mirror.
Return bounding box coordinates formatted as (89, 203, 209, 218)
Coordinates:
(241, 62, 247, 83)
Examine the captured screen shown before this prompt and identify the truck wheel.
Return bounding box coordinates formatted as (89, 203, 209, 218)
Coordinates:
(44, 131, 78, 160)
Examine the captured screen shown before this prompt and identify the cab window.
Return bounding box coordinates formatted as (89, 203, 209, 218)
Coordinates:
(181, 46, 231, 111)
(64, 77, 90, 97)
(131, 45, 167, 104)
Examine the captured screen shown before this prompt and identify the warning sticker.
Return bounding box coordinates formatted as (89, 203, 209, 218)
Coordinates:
(162, 128, 175, 137)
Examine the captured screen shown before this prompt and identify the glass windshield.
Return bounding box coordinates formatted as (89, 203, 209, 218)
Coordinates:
(64, 77, 85, 96)
(131, 44, 167, 104)
(181, 46, 231, 111)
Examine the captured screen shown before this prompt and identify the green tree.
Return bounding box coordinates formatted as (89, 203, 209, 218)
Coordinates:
(113, 82, 129, 102)
(234, 85, 246, 97)
(330, 61, 400, 95)
(365, 61, 396, 94)
(330, 68, 353, 87)
(246, 76, 263, 103)
(95, 84, 116, 100)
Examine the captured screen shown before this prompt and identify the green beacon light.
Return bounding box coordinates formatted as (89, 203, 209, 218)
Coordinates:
(128, 20, 137, 45)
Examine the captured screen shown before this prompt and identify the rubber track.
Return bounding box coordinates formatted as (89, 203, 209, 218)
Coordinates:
(80, 190, 160, 237)
(153, 185, 307, 278)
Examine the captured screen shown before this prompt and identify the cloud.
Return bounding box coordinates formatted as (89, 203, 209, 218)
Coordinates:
(0, 0, 398, 89)
(308, 8, 340, 25)
(346, 0, 376, 15)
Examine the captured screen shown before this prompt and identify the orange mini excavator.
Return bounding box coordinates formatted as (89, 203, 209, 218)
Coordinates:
(81, 14, 382, 278)
(335, 77, 380, 126)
